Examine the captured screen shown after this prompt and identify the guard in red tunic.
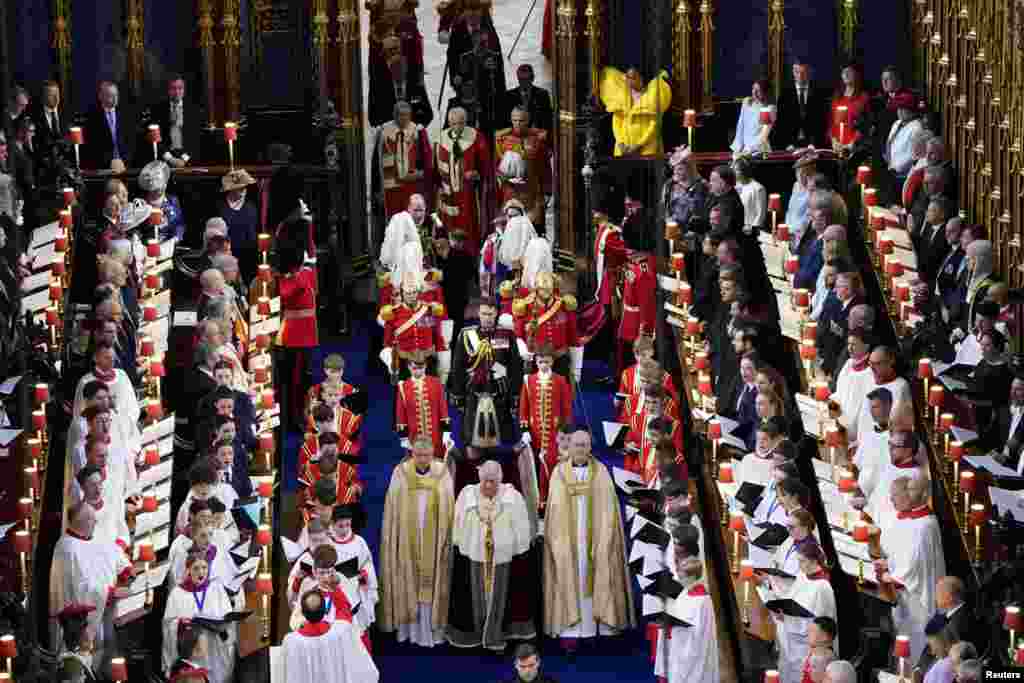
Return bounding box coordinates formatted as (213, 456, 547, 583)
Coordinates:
(435, 106, 492, 257)
(494, 107, 552, 225)
(275, 217, 318, 430)
(518, 345, 573, 503)
(395, 351, 452, 458)
(512, 272, 582, 382)
(381, 273, 450, 383)
(372, 101, 434, 219)
(617, 208, 658, 373)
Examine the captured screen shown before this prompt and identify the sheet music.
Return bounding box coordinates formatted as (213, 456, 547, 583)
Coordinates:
(950, 426, 979, 443)
(152, 525, 171, 553)
(158, 435, 174, 456)
(113, 591, 148, 621)
(140, 319, 170, 355)
(0, 428, 23, 446)
(963, 455, 1022, 479)
(30, 241, 60, 269)
(139, 457, 173, 488)
(795, 394, 823, 435)
(226, 556, 260, 591)
(819, 480, 858, 530)
(159, 238, 176, 262)
(280, 536, 305, 564)
(141, 416, 175, 445)
(134, 502, 171, 535)
(736, 454, 773, 487)
(19, 270, 51, 293)
(613, 466, 644, 494)
(251, 316, 281, 337)
(833, 532, 873, 561)
(0, 377, 22, 395)
(173, 310, 198, 327)
(30, 221, 60, 249)
(811, 457, 835, 482)
(604, 422, 629, 449)
(988, 487, 1024, 522)
(954, 335, 983, 366)
(629, 540, 667, 577)
(658, 275, 680, 293)
(22, 288, 50, 313)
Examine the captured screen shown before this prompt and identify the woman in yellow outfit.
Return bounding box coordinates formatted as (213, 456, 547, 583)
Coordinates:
(598, 67, 673, 156)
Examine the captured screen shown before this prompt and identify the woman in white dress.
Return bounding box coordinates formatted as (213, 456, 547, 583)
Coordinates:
(163, 551, 237, 683)
(731, 79, 774, 156)
(733, 156, 766, 234)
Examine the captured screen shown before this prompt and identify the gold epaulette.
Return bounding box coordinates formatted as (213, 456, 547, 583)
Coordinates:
(512, 298, 528, 317)
(380, 304, 395, 322)
(427, 269, 443, 283)
(376, 272, 390, 288)
(495, 127, 513, 139)
(499, 280, 515, 299)
(562, 294, 578, 312)
(431, 302, 445, 317)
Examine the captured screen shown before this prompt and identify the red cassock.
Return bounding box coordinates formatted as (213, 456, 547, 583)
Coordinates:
(435, 125, 491, 256)
(382, 303, 448, 359)
(618, 255, 657, 343)
(376, 121, 434, 218)
(617, 364, 679, 404)
(513, 295, 579, 355)
(306, 382, 357, 412)
(300, 442, 363, 508)
(518, 372, 573, 502)
(623, 412, 685, 484)
(395, 375, 450, 457)
(594, 222, 627, 307)
(494, 127, 552, 211)
(278, 267, 318, 348)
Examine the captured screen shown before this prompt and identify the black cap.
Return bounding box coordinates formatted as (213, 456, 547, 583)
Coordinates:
(924, 613, 949, 636)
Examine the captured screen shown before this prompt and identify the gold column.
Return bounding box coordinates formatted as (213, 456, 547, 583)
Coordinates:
(251, 0, 273, 68)
(313, 0, 330, 101)
(198, 0, 218, 127)
(672, 0, 692, 113)
(699, 0, 714, 111)
(555, 0, 578, 254)
(767, 0, 784, 100)
(51, 0, 73, 102)
(584, 0, 603, 99)
(839, 0, 857, 58)
(126, 0, 145, 95)
(335, 0, 358, 140)
(221, 0, 242, 122)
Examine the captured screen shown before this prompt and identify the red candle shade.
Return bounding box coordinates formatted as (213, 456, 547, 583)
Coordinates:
(146, 448, 161, 467)
(800, 340, 817, 360)
(893, 635, 911, 659)
(32, 410, 46, 431)
(785, 255, 800, 274)
(895, 283, 910, 302)
(46, 307, 59, 326)
(885, 259, 904, 277)
(68, 127, 83, 145)
(224, 122, 238, 142)
(826, 426, 842, 447)
(258, 233, 272, 253)
(49, 282, 62, 301)
(1016, 643, 1024, 665)
(870, 214, 884, 230)
(707, 419, 722, 440)
(143, 305, 157, 322)
(740, 560, 755, 580)
(678, 283, 693, 305)
(960, 470, 976, 493)
(258, 480, 273, 498)
(147, 124, 161, 144)
(918, 358, 933, 379)
(765, 671, 781, 683)
(856, 165, 872, 185)
(55, 235, 67, 252)
(768, 194, 782, 212)
(949, 441, 964, 462)
(759, 109, 773, 125)
(671, 253, 686, 272)
(13, 531, 30, 555)
(258, 264, 273, 283)
(686, 317, 701, 336)
(698, 374, 713, 396)
(928, 385, 944, 408)
(59, 208, 72, 228)
(803, 322, 818, 341)
(794, 289, 810, 307)
(27, 438, 41, 458)
(0, 634, 16, 658)
(140, 337, 155, 357)
(864, 188, 878, 207)
(16, 498, 32, 520)
(1005, 605, 1022, 631)
(52, 261, 66, 276)
(814, 383, 831, 402)
(729, 512, 745, 532)
(878, 238, 894, 255)
(776, 223, 790, 242)
(149, 207, 164, 226)
(150, 359, 166, 377)
(256, 334, 270, 349)
(838, 472, 857, 493)
(137, 542, 155, 563)
(940, 413, 955, 432)
(694, 351, 709, 370)
(258, 297, 272, 316)
(853, 521, 870, 542)
(147, 240, 161, 258)
(834, 106, 849, 125)
(142, 494, 157, 512)
(683, 109, 697, 128)
(63, 187, 75, 206)
(969, 503, 986, 527)
(146, 400, 163, 419)
(259, 433, 274, 452)
(254, 367, 269, 384)
(35, 383, 49, 404)
(256, 525, 271, 546)
(256, 573, 273, 595)
(110, 657, 128, 681)
(261, 389, 275, 410)
(145, 273, 160, 290)
(719, 462, 734, 483)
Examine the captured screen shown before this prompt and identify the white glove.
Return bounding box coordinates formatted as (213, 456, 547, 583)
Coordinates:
(520, 432, 532, 449)
(498, 313, 514, 331)
(379, 347, 394, 371)
(376, 315, 386, 328)
(516, 338, 532, 363)
(570, 346, 584, 384)
(400, 438, 411, 450)
(443, 432, 454, 451)
(441, 319, 454, 345)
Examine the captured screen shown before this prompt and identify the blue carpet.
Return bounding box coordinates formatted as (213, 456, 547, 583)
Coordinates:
(285, 318, 654, 682)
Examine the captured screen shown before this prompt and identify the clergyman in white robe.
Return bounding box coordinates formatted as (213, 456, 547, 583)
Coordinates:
(763, 570, 837, 683)
(654, 581, 719, 683)
(281, 615, 377, 683)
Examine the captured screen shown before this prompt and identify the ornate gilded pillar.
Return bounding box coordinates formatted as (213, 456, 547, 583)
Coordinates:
(221, 0, 242, 122)
(312, 0, 331, 101)
(251, 0, 273, 67)
(126, 0, 145, 95)
(51, 0, 73, 102)
(698, 0, 714, 112)
(584, 0, 603, 98)
(336, 0, 369, 257)
(838, 0, 857, 59)
(555, 0, 578, 254)
(672, 0, 693, 113)
(767, 0, 784, 100)
(198, 0, 218, 127)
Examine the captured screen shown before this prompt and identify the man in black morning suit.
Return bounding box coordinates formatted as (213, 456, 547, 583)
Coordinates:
(773, 60, 829, 150)
(148, 74, 203, 167)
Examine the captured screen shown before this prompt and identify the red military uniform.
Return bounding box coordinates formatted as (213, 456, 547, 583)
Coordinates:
(381, 301, 448, 361)
(278, 266, 318, 348)
(395, 375, 451, 457)
(435, 124, 491, 257)
(518, 371, 573, 502)
(374, 121, 434, 218)
(306, 381, 357, 413)
(512, 293, 579, 354)
(618, 254, 657, 345)
(594, 220, 627, 307)
(377, 274, 447, 318)
(494, 126, 552, 216)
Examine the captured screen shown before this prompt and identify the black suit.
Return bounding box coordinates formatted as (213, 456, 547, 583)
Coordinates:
(773, 82, 829, 149)
(32, 107, 64, 156)
(367, 62, 433, 128)
(500, 85, 553, 133)
(82, 105, 136, 170)
(149, 99, 203, 163)
(916, 603, 975, 674)
(913, 221, 951, 284)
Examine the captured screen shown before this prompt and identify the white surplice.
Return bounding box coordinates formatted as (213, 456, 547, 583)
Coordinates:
(281, 621, 378, 683)
(853, 426, 890, 504)
(764, 572, 837, 683)
(864, 461, 923, 533)
(835, 359, 874, 438)
(73, 369, 142, 455)
(175, 484, 239, 537)
(333, 533, 380, 632)
(855, 377, 911, 443)
(162, 581, 237, 683)
(654, 586, 719, 683)
(166, 538, 237, 592)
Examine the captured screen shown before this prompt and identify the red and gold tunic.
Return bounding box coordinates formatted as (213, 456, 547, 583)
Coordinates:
(623, 412, 685, 484)
(435, 125, 491, 256)
(617, 392, 682, 427)
(305, 381, 356, 415)
(278, 267, 318, 348)
(376, 121, 434, 218)
(618, 254, 657, 344)
(518, 372, 573, 502)
(494, 126, 552, 214)
(381, 302, 448, 359)
(395, 375, 450, 457)
(617, 364, 679, 404)
(512, 294, 579, 354)
(593, 221, 627, 307)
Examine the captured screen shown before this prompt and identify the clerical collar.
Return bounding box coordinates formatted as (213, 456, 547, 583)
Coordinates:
(806, 569, 829, 581)
(94, 366, 116, 383)
(298, 621, 331, 637)
(892, 458, 917, 469)
(336, 531, 355, 544)
(67, 528, 93, 541)
(851, 354, 869, 372)
(897, 505, 932, 520)
(686, 584, 708, 596)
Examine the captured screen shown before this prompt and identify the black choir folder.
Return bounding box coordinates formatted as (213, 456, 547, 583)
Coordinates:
(641, 570, 685, 600)
(192, 611, 254, 639)
(660, 614, 693, 629)
(634, 522, 672, 549)
(753, 566, 795, 579)
(735, 482, 765, 512)
(336, 556, 360, 580)
(764, 599, 814, 618)
(750, 523, 789, 550)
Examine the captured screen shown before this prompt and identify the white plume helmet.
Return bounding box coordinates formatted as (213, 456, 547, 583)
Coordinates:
(380, 210, 420, 269)
(392, 239, 426, 290)
(522, 236, 554, 289)
(498, 215, 537, 268)
(498, 150, 527, 182)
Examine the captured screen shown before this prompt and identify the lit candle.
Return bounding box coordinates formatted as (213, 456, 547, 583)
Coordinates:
(223, 122, 238, 142)
(719, 462, 734, 483)
(856, 165, 871, 185)
(62, 187, 75, 206)
(683, 109, 697, 128)
(110, 657, 128, 681)
(863, 188, 878, 206)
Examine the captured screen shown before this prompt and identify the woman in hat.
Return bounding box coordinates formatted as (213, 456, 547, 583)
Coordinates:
(215, 169, 259, 283)
(139, 160, 185, 241)
(784, 151, 817, 249)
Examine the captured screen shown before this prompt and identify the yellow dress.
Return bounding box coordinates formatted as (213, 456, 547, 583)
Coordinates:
(598, 68, 673, 156)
